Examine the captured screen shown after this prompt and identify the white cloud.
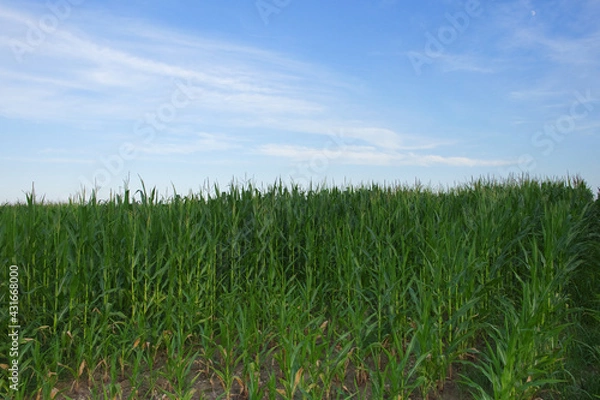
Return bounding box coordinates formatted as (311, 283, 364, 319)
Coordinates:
(438, 53, 495, 74)
(0, 4, 342, 125)
(0, 2, 525, 184)
(258, 143, 515, 167)
(509, 89, 567, 100)
(1, 156, 95, 164)
(340, 127, 452, 150)
(137, 133, 239, 155)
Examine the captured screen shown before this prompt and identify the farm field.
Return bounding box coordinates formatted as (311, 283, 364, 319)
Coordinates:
(1, 176, 599, 399)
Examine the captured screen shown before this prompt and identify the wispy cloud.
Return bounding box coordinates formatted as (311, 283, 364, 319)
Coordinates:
(1, 156, 95, 164)
(508, 27, 600, 68)
(488, 1, 600, 69)
(258, 143, 515, 167)
(509, 89, 568, 101)
(0, 4, 341, 126)
(339, 127, 451, 150)
(0, 2, 541, 178)
(438, 53, 495, 74)
(137, 133, 240, 155)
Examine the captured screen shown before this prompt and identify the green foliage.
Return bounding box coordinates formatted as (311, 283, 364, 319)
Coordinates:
(0, 175, 597, 399)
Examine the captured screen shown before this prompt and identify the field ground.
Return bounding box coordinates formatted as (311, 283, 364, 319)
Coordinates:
(1, 176, 599, 399)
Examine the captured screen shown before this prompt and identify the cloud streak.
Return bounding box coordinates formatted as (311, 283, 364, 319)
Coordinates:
(2, 3, 493, 169)
(136, 133, 240, 155)
(0, 4, 338, 125)
(258, 143, 515, 167)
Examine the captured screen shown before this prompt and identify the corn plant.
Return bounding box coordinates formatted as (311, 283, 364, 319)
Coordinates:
(0, 175, 597, 399)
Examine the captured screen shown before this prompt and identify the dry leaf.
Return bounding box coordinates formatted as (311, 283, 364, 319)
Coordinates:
(78, 360, 86, 377)
(294, 367, 304, 388)
(319, 320, 329, 331)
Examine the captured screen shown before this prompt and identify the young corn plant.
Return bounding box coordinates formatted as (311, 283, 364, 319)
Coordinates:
(159, 331, 201, 399)
(461, 278, 569, 400)
(212, 305, 244, 398)
(369, 330, 428, 399)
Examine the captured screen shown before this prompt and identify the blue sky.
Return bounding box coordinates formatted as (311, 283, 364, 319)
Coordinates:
(1, 0, 599, 202)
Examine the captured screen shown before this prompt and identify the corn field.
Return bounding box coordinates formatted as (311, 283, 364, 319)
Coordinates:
(1, 176, 599, 399)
